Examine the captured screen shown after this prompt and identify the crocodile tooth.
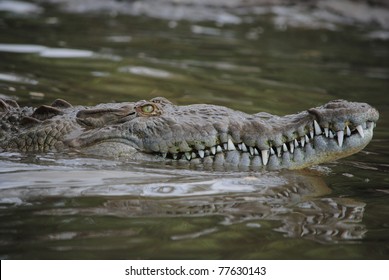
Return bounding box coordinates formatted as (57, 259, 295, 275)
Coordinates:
(249, 146, 254, 156)
(211, 146, 216, 155)
(172, 153, 178, 160)
(337, 131, 344, 147)
(314, 120, 322, 135)
(223, 143, 228, 150)
(227, 138, 236, 151)
(283, 143, 288, 152)
(161, 152, 167, 158)
(305, 134, 310, 143)
(254, 148, 259, 155)
(346, 125, 351, 136)
(356, 125, 364, 138)
(324, 127, 329, 137)
(185, 152, 191, 160)
(191, 152, 196, 159)
(276, 146, 282, 157)
(216, 145, 223, 153)
(237, 143, 242, 150)
(300, 136, 305, 147)
(329, 130, 334, 138)
(270, 147, 275, 155)
(294, 139, 299, 147)
(261, 149, 269, 165)
(241, 143, 248, 152)
(310, 131, 314, 139)
(289, 142, 294, 154)
(198, 150, 205, 158)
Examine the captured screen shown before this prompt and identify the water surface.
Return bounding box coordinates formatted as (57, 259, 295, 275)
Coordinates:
(0, 0, 388, 259)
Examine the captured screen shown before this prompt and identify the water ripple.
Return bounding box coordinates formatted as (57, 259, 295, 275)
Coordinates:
(0, 43, 94, 58)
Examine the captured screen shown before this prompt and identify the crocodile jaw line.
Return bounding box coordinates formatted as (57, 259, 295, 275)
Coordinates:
(148, 120, 376, 170)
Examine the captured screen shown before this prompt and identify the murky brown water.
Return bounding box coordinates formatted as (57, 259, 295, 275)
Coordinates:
(0, 0, 388, 259)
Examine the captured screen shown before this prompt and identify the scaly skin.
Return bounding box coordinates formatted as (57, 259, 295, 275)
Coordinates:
(0, 97, 379, 170)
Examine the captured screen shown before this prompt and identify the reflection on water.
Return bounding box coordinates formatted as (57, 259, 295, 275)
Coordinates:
(0, 0, 42, 14)
(0, 0, 388, 259)
(0, 73, 38, 85)
(0, 43, 95, 58)
(118, 66, 173, 79)
(101, 189, 366, 244)
(0, 154, 367, 259)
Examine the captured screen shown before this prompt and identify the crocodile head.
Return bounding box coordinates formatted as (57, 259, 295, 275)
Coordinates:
(63, 97, 379, 170)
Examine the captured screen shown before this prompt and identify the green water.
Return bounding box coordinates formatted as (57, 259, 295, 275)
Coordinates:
(0, 1, 388, 259)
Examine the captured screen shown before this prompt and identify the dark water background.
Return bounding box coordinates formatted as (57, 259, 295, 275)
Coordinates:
(0, 0, 388, 259)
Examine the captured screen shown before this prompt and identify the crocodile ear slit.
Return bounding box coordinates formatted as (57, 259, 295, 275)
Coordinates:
(76, 106, 135, 127)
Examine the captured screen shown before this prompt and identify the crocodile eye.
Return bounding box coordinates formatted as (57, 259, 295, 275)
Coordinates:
(141, 104, 155, 114)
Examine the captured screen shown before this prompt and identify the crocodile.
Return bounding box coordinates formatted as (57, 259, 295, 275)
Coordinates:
(0, 97, 379, 170)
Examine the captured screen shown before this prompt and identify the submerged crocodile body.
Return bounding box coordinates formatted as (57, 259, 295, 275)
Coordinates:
(0, 97, 379, 170)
